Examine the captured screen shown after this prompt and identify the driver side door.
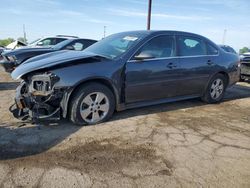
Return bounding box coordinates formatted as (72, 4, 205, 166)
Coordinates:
(125, 35, 180, 103)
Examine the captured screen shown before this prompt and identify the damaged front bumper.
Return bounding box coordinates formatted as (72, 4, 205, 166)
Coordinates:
(10, 73, 63, 122)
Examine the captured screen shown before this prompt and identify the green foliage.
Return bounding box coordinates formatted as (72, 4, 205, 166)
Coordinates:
(239, 47, 249, 54)
(0, 38, 15, 47)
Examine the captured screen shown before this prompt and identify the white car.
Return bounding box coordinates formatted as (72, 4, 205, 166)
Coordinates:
(29, 35, 79, 47)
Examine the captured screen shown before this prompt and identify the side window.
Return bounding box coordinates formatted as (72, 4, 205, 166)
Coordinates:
(72, 42, 84, 51)
(178, 36, 206, 56)
(39, 38, 53, 46)
(134, 35, 175, 59)
(207, 43, 218, 55)
(56, 38, 67, 44)
(84, 40, 97, 48)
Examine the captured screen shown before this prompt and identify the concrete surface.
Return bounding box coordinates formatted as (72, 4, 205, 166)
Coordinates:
(0, 68, 250, 188)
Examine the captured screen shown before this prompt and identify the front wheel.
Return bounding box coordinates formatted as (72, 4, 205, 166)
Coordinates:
(202, 74, 227, 103)
(69, 83, 115, 125)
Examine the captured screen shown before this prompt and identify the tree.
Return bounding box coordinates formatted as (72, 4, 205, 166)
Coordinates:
(239, 47, 249, 54)
(0, 38, 15, 47)
(17, 37, 27, 44)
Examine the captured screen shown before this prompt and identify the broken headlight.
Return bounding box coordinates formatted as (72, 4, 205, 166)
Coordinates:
(29, 72, 60, 96)
(7, 55, 16, 62)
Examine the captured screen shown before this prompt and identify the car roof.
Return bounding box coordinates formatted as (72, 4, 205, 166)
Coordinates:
(40, 35, 78, 39)
(118, 30, 212, 40)
(63, 38, 98, 42)
(117, 30, 216, 45)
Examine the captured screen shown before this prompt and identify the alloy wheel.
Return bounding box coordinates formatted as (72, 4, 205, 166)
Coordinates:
(80, 92, 110, 123)
(210, 78, 224, 100)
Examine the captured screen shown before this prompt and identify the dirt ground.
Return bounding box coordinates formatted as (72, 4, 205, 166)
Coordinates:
(0, 67, 250, 188)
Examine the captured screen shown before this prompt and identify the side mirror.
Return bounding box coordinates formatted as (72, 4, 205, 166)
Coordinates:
(134, 52, 155, 61)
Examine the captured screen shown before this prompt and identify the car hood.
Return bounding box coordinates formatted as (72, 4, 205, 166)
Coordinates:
(2, 47, 53, 56)
(11, 50, 103, 80)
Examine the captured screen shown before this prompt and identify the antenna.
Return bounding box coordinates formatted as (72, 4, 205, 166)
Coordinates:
(103, 26, 106, 38)
(222, 29, 227, 45)
(23, 24, 27, 43)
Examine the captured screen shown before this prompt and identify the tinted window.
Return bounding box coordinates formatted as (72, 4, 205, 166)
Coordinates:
(84, 40, 97, 48)
(178, 36, 206, 56)
(207, 43, 218, 55)
(38, 38, 53, 46)
(134, 35, 175, 59)
(63, 40, 96, 51)
(56, 38, 67, 44)
(38, 38, 58, 46)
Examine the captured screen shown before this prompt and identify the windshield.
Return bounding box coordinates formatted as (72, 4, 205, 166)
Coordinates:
(84, 32, 146, 59)
(29, 38, 41, 45)
(52, 39, 72, 50)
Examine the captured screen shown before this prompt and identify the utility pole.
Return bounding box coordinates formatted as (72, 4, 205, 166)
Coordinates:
(222, 29, 227, 45)
(23, 24, 27, 43)
(147, 0, 152, 30)
(103, 26, 106, 38)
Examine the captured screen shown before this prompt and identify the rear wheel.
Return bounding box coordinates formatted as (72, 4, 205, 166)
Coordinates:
(202, 74, 226, 103)
(69, 83, 115, 125)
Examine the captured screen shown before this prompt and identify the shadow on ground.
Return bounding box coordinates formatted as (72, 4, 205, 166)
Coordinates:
(0, 83, 249, 160)
(0, 82, 19, 91)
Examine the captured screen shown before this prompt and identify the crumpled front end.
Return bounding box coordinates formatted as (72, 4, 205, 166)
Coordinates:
(10, 72, 64, 122)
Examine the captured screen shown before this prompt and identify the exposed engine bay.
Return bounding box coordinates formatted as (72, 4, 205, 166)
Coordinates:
(10, 72, 63, 122)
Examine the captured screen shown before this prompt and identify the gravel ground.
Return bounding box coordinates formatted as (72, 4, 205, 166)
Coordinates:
(0, 67, 250, 188)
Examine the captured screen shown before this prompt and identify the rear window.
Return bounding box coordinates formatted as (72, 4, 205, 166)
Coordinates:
(178, 36, 206, 56)
(207, 43, 218, 55)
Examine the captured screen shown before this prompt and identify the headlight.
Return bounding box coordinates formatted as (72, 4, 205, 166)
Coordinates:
(7, 55, 16, 62)
(29, 73, 60, 96)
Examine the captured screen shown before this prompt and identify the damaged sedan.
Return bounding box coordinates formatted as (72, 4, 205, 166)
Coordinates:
(11, 31, 240, 125)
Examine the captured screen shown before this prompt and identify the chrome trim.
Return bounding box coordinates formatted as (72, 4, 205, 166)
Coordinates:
(128, 54, 219, 63)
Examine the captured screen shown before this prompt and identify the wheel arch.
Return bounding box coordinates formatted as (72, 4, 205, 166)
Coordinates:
(217, 71, 229, 86)
(202, 70, 230, 95)
(62, 77, 120, 118)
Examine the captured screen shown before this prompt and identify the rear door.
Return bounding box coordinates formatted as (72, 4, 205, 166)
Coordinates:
(176, 35, 215, 96)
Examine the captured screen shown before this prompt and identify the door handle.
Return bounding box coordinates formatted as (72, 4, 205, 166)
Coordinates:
(167, 62, 177, 69)
(207, 60, 214, 65)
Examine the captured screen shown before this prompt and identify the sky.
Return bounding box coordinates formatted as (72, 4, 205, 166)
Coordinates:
(0, 0, 249, 51)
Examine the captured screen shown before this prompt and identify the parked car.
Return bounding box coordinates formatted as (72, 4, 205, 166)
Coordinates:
(240, 53, 250, 81)
(0, 38, 97, 72)
(10, 30, 240, 125)
(219, 45, 237, 54)
(6, 40, 27, 49)
(29, 35, 79, 47)
(0, 47, 5, 61)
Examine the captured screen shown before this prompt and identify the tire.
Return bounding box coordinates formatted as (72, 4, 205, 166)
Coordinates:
(202, 74, 227, 104)
(69, 83, 115, 125)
